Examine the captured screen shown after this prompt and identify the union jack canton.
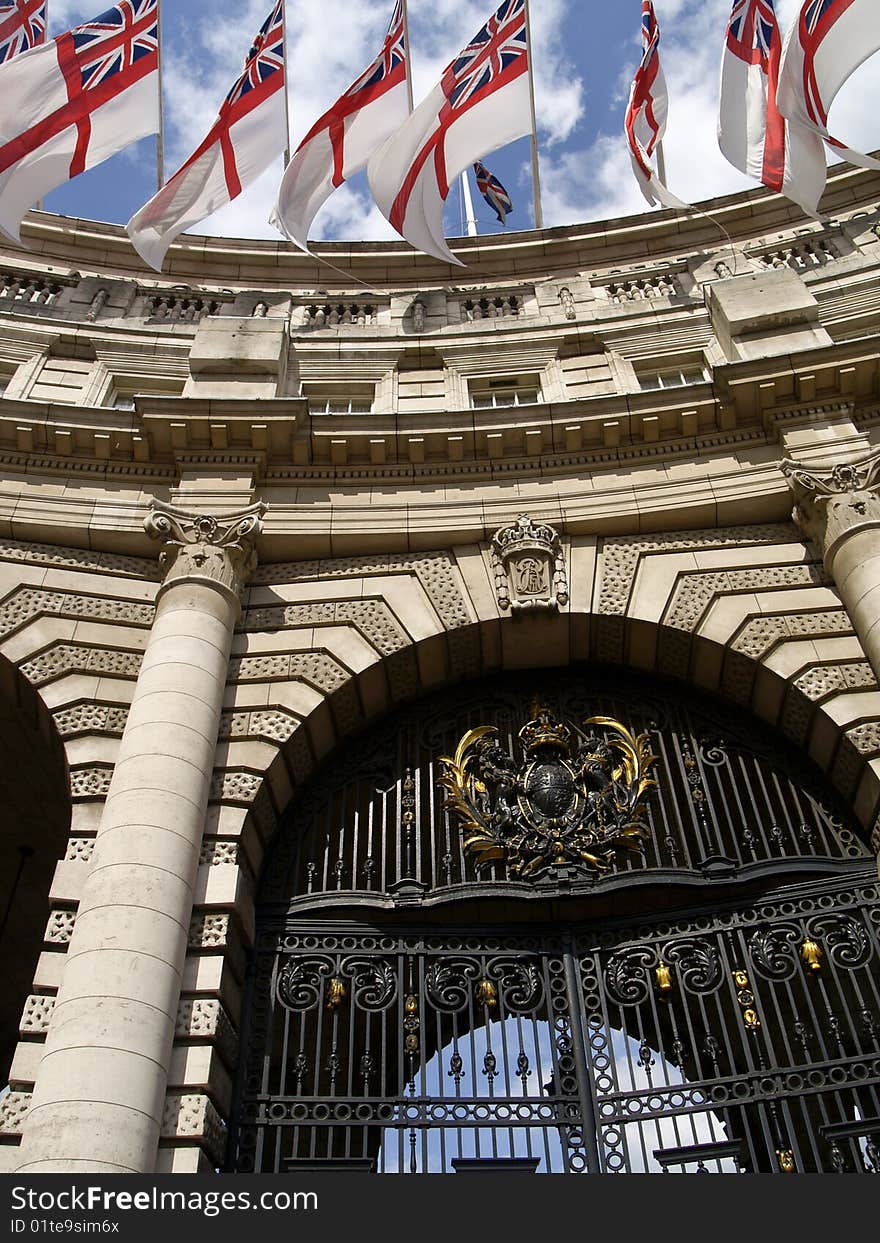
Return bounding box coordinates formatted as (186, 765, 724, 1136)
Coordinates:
(441, 0, 527, 115)
(223, 0, 285, 113)
(0, 0, 46, 64)
(72, 0, 159, 94)
(726, 0, 779, 69)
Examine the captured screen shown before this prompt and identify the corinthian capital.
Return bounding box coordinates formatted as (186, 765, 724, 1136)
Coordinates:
(145, 500, 267, 599)
(781, 450, 880, 563)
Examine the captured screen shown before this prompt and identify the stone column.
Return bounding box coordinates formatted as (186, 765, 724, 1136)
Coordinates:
(782, 450, 880, 682)
(16, 501, 265, 1174)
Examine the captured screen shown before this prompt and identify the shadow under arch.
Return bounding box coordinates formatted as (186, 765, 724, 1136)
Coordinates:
(0, 652, 71, 1085)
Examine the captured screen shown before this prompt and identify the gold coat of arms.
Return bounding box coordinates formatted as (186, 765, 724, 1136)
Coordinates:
(439, 702, 658, 879)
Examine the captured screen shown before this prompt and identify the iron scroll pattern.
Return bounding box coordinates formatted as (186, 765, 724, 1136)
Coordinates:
(229, 877, 880, 1173)
(259, 673, 873, 908)
(438, 703, 658, 880)
(581, 880, 880, 1174)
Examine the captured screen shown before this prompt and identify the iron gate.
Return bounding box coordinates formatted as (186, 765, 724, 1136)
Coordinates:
(229, 673, 880, 1174)
(229, 872, 880, 1174)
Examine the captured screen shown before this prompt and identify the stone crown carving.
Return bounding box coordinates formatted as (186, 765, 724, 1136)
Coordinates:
(781, 450, 880, 558)
(145, 500, 266, 598)
(491, 515, 569, 613)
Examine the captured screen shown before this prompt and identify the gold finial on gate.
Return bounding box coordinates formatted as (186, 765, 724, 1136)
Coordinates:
(800, 937, 823, 973)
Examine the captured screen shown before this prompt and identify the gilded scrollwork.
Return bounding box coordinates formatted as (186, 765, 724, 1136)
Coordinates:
(438, 702, 657, 880)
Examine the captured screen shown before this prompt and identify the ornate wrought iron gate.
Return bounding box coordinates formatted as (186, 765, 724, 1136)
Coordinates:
(228, 674, 880, 1174)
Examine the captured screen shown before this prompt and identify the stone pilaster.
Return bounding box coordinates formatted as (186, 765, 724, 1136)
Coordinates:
(15, 501, 265, 1174)
(782, 451, 880, 684)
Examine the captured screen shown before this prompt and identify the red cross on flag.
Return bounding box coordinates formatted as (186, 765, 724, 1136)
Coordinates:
(718, 0, 827, 217)
(0, 1, 159, 246)
(127, 1, 287, 272)
(272, 0, 410, 254)
(367, 0, 533, 267)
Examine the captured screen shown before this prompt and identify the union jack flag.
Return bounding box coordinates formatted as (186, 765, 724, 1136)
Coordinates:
(72, 0, 158, 93)
(0, 0, 46, 63)
(223, 0, 285, 111)
(727, 0, 778, 68)
(474, 159, 513, 223)
(441, 0, 527, 114)
(345, 0, 406, 98)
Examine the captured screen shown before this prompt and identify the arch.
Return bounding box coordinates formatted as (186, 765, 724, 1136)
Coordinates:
(237, 607, 880, 871)
(0, 652, 70, 1085)
(230, 668, 880, 1175)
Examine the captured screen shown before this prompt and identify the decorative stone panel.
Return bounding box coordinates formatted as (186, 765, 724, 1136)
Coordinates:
(161, 1094, 225, 1165)
(175, 1000, 238, 1068)
(243, 600, 408, 657)
(0, 540, 159, 580)
(0, 588, 154, 642)
(53, 703, 129, 739)
(664, 563, 829, 632)
(20, 995, 56, 1035)
(69, 766, 114, 800)
(44, 911, 76, 945)
(64, 838, 96, 863)
(252, 551, 472, 635)
(20, 645, 143, 687)
(0, 1091, 31, 1136)
(217, 709, 299, 744)
(228, 651, 348, 694)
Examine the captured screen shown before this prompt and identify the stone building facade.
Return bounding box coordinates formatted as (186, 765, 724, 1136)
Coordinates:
(1, 161, 880, 1173)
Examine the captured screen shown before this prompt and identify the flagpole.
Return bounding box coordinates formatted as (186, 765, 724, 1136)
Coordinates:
(401, 0, 414, 113)
(280, 0, 291, 165)
(36, 0, 49, 211)
(523, 0, 544, 230)
(461, 169, 478, 237)
(155, 0, 165, 189)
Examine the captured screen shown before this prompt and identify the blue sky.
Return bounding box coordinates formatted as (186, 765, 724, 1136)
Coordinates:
(39, 1, 880, 245)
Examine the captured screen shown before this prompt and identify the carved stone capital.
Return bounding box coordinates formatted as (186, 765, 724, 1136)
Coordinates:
(491, 514, 569, 613)
(781, 451, 880, 566)
(145, 500, 266, 600)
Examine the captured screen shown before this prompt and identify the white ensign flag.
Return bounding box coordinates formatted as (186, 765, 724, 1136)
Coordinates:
(0, 1, 160, 246)
(127, 1, 287, 272)
(272, 0, 410, 253)
(718, 0, 827, 217)
(778, 0, 880, 177)
(367, 0, 532, 267)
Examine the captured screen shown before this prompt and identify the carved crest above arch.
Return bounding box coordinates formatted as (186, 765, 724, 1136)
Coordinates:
(491, 514, 569, 613)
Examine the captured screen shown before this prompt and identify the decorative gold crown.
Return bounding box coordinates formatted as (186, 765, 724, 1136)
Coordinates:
(519, 702, 572, 754)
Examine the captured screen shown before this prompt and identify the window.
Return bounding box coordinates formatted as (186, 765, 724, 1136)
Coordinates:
(638, 366, 707, 391)
(469, 376, 542, 409)
(308, 397, 374, 415)
(111, 393, 136, 411)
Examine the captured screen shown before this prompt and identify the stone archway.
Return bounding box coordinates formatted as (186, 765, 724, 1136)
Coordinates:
(0, 653, 70, 1086)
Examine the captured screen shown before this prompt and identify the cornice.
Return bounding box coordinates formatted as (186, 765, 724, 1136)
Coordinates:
(10, 164, 880, 292)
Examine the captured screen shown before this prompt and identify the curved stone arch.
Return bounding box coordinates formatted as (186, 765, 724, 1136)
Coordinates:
(224, 605, 880, 886)
(0, 650, 71, 1086)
